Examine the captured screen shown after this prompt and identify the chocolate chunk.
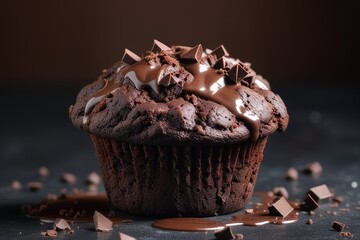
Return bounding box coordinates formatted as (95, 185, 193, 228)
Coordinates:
(301, 194, 320, 212)
(61, 173, 77, 184)
(93, 211, 113, 232)
(306, 219, 313, 225)
(332, 196, 344, 203)
(214, 227, 234, 240)
(11, 180, 22, 191)
(234, 233, 244, 240)
(180, 44, 203, 62)
(273, 187, 289, 199)
(38, 166, 49, 177)
(211, 45, 229, 59)
(268, 197, 293, 217)
(332, 221, 346, 231)
(303, 161, 323, 175)
(308, 184, 332, 202)
(27, 182, 43, 192)
(213, 57, 229, 69)
(286, 167, 298, 181)
(339, 231, 353, 237)
(226, 64, 249, 84)
(54, 218, 71, 230)
(118, 232, 137, 240)
(151, 39, 171, 53)
(122, 49, 141, 65)
(86, 172, 101, 185)
(159, 74, 180, 86)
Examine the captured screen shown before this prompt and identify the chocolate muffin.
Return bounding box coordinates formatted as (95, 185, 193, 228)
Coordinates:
(69, 40, 288, 217)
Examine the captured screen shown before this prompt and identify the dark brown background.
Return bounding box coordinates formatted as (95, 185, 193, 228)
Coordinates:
(0, 0, 358, 86)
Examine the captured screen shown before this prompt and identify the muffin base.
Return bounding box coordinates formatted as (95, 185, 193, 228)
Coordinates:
(91, 135, 267, 217)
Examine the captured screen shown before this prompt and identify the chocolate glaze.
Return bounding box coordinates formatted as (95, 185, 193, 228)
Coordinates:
(27, 192, 131, 223)
(80, 40, 279, 141)
(152, 218, 225, 232)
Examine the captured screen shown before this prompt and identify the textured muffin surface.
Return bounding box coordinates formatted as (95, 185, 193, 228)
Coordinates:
(70, 41, 288, 145)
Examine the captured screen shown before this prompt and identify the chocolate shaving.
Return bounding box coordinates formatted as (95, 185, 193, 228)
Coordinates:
(214, 226, 234, 240)
(93, 210, 113, 232)
(268, 197, 293, 217)
(122, 49, 141, 65)
(332, 221, 346, 232)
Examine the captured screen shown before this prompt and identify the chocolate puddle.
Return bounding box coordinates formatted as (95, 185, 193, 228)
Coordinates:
(152, 218, 225, 232)
(26, 192, 131, 223)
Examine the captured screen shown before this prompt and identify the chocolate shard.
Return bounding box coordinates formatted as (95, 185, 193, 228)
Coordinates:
(93, 210, 113, 232)
(213, 57, 229, 69)
(180, 44, 203, 62)
(332, 221, 346, 231)
(226, 64, 249, 84)
(118, 232, 137, 240)
(214, 226, 234, 240)
(158, 74, 180, 86)
(308, 184, 332, 202)
(122, 49, 141, 65)
(151, 39, 171, 53)
(268, 197, 293, 217)
(286, 167, 298, 181)
(273, 187, 289, 199)
(211, 45, 229, 59)
(54, 218, 71, 230)
(303, 161, 323, 175)
(301, 194, 320, 212)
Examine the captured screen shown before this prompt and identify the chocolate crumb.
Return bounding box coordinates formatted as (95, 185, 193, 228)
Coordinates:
(245, 208, 254, 214)
(40, 232, 47, 237)
(42, 229, 57, 238)
(93, 211, 113, 232)
(332, 221, 346, 231)
(286, 167, 298, 181)
(306, 219, 313, 225)
(214, 227, 234, 240)
(38, 166, 49, 177)
(303, 161, 322, 175)
(86, 172, 101, 185)
(27, 182, 43, 192)
(268, 197, 293, 217)
(11, 180, 22, 191)
(61, 173, 77, 184)
(118, 232, 137, 240)
(54, 218, 71, 230)
(339, 231, 353, 238)
(273, 187, 289, 199)
(234, 233, 244, 240)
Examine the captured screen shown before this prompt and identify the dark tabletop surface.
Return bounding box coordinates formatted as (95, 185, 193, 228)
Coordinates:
(0, 83, 359, 240)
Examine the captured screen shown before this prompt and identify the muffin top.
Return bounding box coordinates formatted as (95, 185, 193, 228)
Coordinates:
(69, 40, 288, 145)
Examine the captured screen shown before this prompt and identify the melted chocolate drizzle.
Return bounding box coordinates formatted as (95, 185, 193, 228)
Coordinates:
(83, 40, 270, 140)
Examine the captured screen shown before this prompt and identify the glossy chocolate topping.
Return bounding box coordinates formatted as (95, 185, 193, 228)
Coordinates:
(70, 40, 288, 144)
